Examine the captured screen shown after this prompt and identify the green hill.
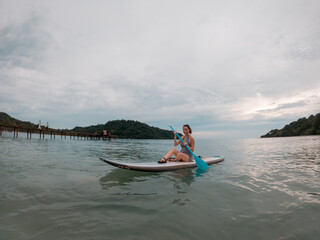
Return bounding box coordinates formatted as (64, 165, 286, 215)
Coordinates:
(261, 113, 320, 138)
(0, 112, 175, 139)
(72, 120, 173, 139)
(0, 112, 37, 128)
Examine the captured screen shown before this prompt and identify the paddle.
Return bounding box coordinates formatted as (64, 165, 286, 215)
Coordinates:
(169, 125, 209, 170)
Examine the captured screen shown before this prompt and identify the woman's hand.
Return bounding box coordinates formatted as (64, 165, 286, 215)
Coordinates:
(174, 131, 177, 135)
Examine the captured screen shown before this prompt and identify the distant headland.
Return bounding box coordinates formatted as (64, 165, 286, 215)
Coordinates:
(261, 113, 320, 138)
(0, 112, 173, 139)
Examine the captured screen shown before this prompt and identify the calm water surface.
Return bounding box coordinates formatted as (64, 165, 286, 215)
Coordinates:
(0, 132, 319, 239)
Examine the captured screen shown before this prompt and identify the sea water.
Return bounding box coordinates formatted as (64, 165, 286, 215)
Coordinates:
(0, 132, 319, 239)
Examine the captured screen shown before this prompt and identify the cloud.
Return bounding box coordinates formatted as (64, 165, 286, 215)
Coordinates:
(1, 0, 320, 137)
(0, 13, 51, 68)
(217, 88, 320, 127)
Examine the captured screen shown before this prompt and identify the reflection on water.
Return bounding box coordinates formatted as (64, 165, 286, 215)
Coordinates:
(99, 167, 207, 206)
(165, 169, 194, 206)
(100, 166, 205, 189)
(194, 168, 209, 177)
(166, 169, 196, 186)
(100, 169, 159, 188)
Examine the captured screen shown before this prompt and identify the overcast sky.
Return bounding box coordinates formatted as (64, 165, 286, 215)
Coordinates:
(1, 0, 320, 138)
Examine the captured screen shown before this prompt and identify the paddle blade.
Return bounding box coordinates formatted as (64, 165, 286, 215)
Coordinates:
(194, 155, 209, 170)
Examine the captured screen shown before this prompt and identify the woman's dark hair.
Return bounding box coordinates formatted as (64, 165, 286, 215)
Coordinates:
(183, 124, 192, 134)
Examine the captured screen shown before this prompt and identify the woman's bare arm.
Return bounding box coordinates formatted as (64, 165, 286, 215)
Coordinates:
(189, 136, 195, 152)
(173, 131, 181, 146)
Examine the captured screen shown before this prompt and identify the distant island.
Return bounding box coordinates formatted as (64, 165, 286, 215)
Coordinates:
(72, 120, 173, 139)
(261, 113, 320, 138)
(0, 112, 173, 139)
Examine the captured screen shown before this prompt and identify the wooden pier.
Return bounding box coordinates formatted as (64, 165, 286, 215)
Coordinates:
(0, 124, 116, 140)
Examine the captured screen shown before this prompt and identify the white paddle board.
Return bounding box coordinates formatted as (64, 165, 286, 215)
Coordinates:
(99, 156, 224, 172)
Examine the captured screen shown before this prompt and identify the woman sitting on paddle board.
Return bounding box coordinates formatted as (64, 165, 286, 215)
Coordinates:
(158, 124, 194, 163)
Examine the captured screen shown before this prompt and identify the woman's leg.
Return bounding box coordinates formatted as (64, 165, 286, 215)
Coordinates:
(159, 148, 179, 162)
(175, 152, 190, 162)
(163, 148, 179, 159)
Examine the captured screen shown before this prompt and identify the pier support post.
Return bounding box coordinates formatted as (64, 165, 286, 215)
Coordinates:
(14, 127, 18, 138)
(27, 130, 32, 139)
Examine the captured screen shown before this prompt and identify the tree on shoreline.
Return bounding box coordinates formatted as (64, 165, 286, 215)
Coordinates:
(261, 113, 320, 138)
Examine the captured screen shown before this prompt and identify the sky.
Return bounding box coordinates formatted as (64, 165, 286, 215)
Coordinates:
(1, 0, 320, 138)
